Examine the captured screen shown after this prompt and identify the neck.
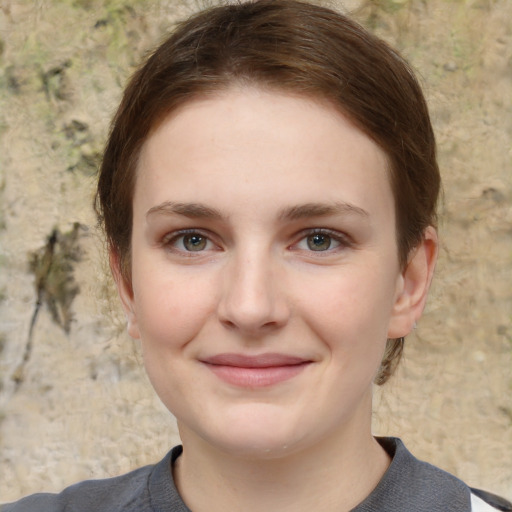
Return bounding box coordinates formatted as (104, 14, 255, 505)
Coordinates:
(173, 401, 390, 512)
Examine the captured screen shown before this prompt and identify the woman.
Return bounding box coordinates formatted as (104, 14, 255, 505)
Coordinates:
(3, 1, 511, 511)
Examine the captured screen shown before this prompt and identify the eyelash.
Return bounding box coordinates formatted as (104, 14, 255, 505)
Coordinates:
(161, 228, 352, 255)
(291, 228, 352, 254)
(161, 229, 218, 254)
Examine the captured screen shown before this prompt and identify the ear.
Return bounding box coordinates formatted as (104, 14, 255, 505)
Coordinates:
(387, 226, 438, 339)
(109, 249, 141, 340)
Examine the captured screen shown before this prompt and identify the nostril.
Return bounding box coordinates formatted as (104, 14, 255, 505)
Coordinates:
(219, 316, 283, 336)
(220, 318, 236, 330)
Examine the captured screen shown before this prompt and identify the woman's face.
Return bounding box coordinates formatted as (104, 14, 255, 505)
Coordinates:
(118, 87, 421, 458)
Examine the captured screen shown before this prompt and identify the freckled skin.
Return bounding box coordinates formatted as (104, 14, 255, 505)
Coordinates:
(115, 87, 435, 464)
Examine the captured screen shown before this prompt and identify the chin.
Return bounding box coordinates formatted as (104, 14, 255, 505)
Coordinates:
(213, 433, 304, 460)
(210, 416, 313, 460)
(181, 407, 309, 460)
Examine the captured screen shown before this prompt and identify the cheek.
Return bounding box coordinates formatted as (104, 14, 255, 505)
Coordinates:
(132, 267, 218, 352)
(132, 270, 219, 410)
(294, 265, 397, 356)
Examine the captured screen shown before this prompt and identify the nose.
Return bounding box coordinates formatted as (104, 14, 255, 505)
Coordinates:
(217, 250, 290, 336)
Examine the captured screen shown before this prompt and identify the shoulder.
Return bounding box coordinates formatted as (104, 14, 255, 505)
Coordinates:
(1, 464, 153, 512)
(470, 488, 512, 512)
(0, 447, 183, 512)
(357, 437, 511, 512)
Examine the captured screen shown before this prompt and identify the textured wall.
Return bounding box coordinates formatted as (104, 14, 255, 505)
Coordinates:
(0, 0, 510, 502)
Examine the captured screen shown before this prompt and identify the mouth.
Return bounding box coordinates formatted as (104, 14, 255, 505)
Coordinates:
(200, 353, 312, 388)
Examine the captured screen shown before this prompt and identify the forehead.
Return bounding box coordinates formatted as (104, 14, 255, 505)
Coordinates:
(136, 86, 394, 222)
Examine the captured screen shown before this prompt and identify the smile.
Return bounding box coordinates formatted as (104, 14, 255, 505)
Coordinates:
(200, 353, 312, 388)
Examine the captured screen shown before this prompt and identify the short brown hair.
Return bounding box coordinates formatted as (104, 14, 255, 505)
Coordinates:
(95, 0, 440, 384)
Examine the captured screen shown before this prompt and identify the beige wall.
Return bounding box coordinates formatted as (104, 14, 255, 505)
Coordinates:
(0, 0, 510, 502)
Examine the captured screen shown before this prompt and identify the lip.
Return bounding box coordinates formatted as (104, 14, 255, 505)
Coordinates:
(200, 353, 312, 388)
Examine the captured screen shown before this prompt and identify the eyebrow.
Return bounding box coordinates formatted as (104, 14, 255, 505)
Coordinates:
(146, 200, 369, 221)
(277, 202, 369, 221)
(146, 201, 224, 220)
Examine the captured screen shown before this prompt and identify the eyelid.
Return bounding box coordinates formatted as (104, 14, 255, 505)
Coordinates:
(290, 228, 353, 252)
(161, 228, 221, 253)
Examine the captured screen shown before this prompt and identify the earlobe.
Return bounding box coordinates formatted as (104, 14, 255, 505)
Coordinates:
(387, 226, 438, 339)
(109, 249, 141, 340)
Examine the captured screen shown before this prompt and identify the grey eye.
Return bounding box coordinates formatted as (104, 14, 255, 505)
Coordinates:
(183, 234, 207, 251)
(307, 233, 332, 251)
